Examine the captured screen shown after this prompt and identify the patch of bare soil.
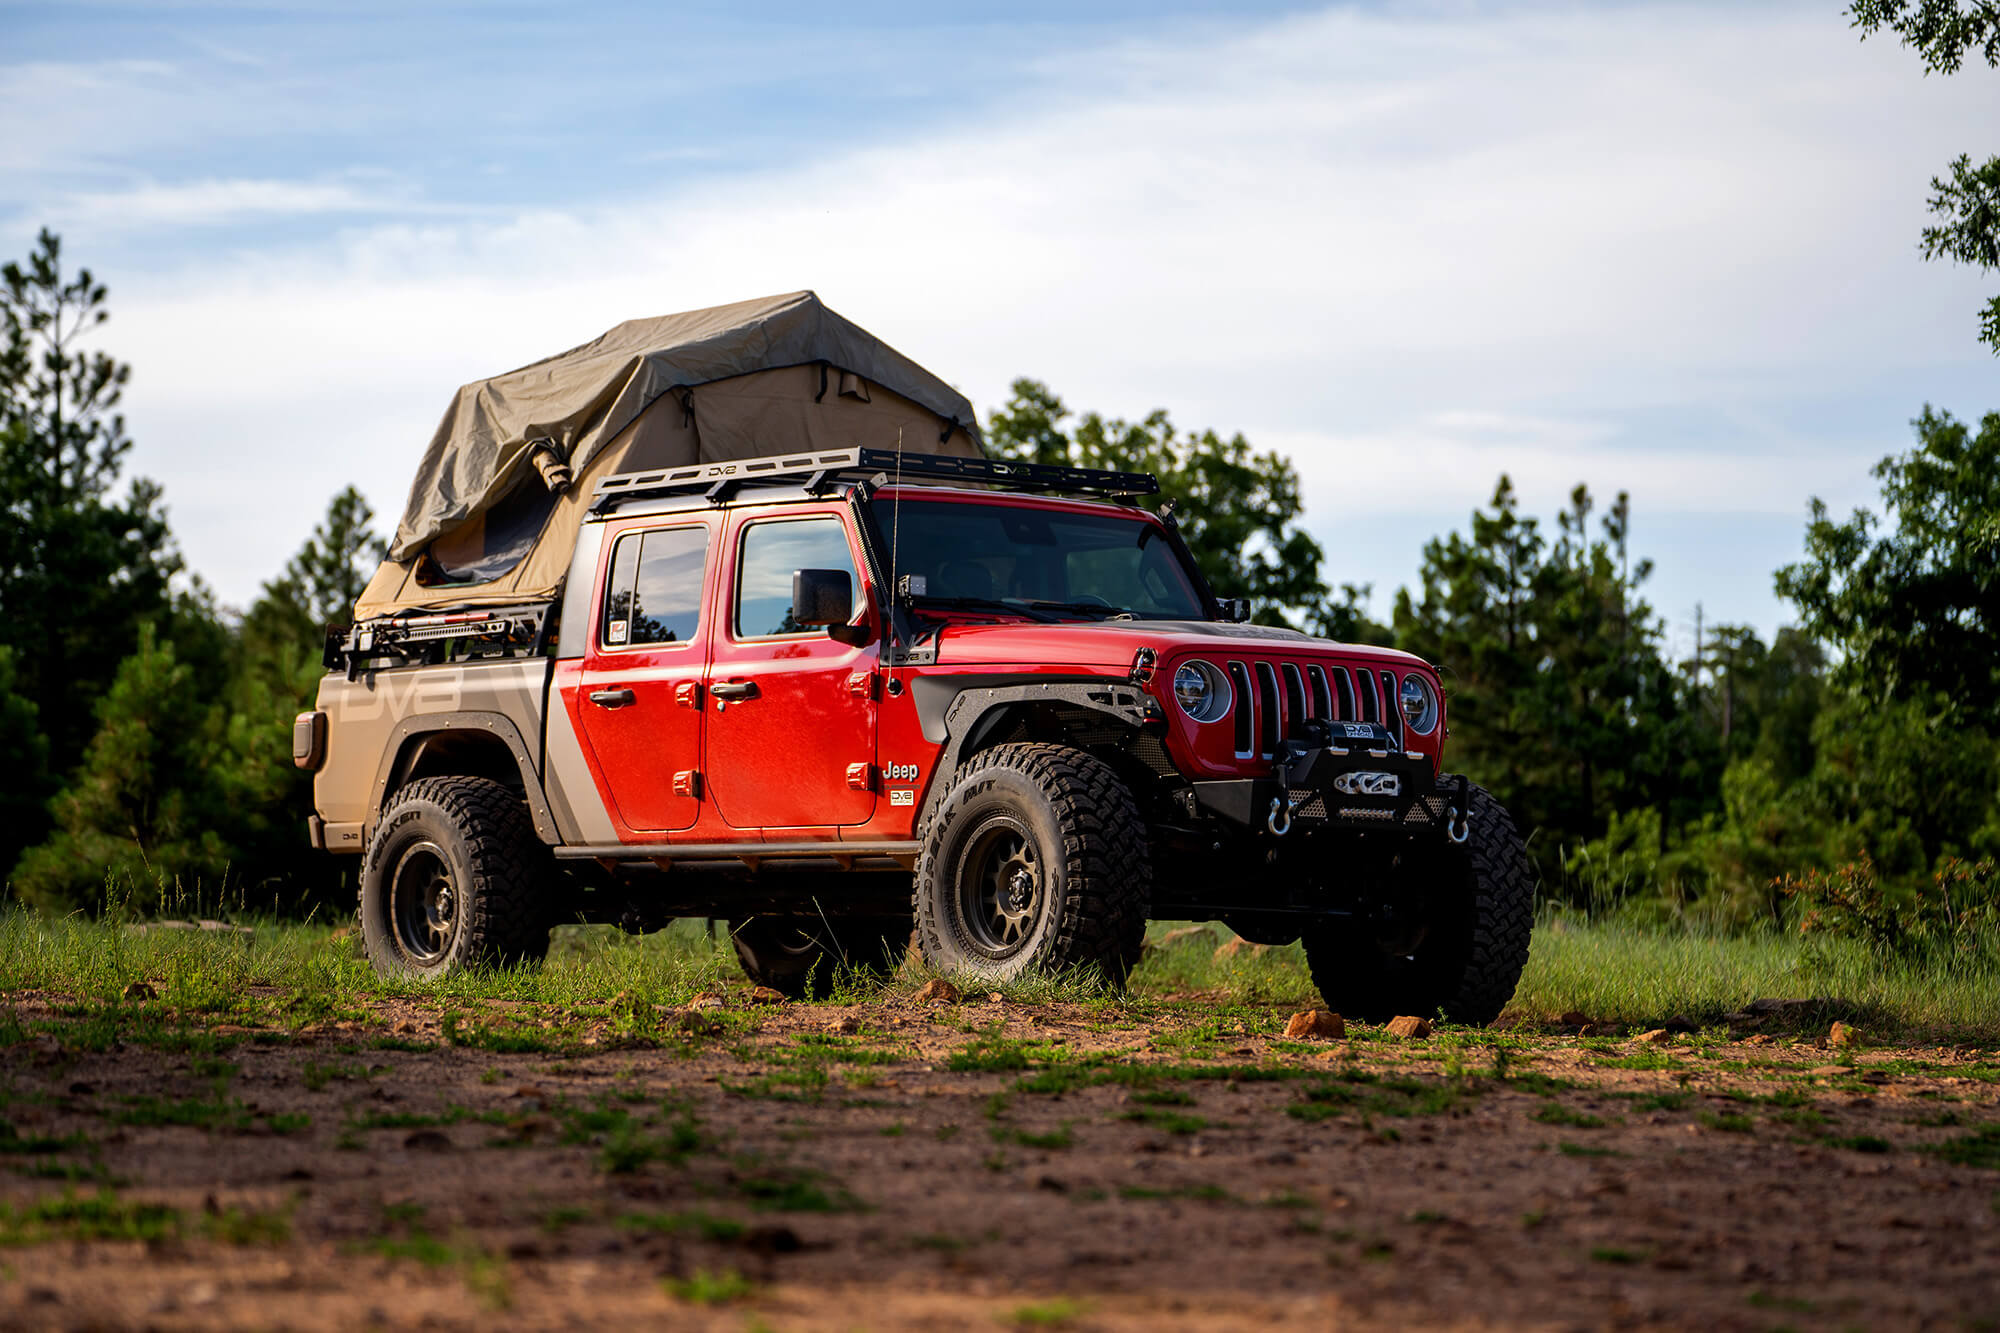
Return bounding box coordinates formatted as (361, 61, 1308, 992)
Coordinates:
(1, 993, 1997, 1331)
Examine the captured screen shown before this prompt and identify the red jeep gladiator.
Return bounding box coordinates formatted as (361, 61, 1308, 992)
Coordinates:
(304, 448, 1532, 1022)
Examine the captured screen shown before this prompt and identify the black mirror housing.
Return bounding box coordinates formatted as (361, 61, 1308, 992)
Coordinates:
(792, 568, 854, 628)
(1219, 597, 1253, 623)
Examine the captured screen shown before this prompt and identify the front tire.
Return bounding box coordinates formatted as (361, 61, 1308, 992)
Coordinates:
(1303, 780, 1533, 1025)
(359, 776, 554, 980)
(913, 743, 1149, 987)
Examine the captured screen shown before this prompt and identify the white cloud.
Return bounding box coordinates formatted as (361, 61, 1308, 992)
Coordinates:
(54, 178, 401, 227)
(66, 2, 1997, 631)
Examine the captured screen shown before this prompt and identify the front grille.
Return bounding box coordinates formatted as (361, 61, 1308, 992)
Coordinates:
(1217, 655, 1408, 756)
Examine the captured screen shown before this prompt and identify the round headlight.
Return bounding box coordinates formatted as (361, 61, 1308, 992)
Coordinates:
(1399, 674, 1439, 735)
(1173, 660, 1231, 723)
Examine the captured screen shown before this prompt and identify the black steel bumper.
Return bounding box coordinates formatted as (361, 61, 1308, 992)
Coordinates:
(1189, 722, 1468, 840)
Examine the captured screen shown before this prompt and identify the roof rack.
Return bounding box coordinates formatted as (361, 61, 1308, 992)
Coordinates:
(588, 447, 1159, 513)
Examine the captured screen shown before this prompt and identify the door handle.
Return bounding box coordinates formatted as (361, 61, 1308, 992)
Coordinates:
(588, 688, 636, 708)
(710, 680, 759, 702)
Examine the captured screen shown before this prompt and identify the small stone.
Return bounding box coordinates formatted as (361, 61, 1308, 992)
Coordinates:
(1155, 925, 1214, 950)
(1283, 1010, 1346, 1040)
(987, 992, 1005, 1004)
(1213, 937, 1271, 961)
(403, 1130, 453, 1151)
(688, 992, 726, 1012)
(1385, 1015, 1432, 1040)
(914, 978, 962, 1005)
(1741, 1034, 1774, 1047)
(1635, 1029, 1673, 1045)
(1829, 1022, 1863, 1048)
(748, 986, 787, 1006)
(826, 1014, 863, 1035)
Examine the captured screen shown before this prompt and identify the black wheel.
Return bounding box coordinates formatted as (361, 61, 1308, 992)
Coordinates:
(1303, 780, 1533, 1025)
(913, 742, 1149, 986)
(731, 915, 910, 999)
(359, 776, 555, 979)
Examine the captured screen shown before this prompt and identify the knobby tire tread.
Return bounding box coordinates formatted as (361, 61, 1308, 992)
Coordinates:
(914, 742, 1150, 984)
(360, 775, 552, 970)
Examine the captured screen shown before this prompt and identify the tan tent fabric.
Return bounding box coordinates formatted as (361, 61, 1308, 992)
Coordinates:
(354, 344, 981, 621)
(386, 290, 979, 562)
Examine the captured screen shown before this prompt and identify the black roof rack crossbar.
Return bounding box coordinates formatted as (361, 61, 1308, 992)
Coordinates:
(589, 447, 1158, 513)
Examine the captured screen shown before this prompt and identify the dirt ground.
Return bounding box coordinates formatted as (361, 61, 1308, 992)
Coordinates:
(1, 987, 1997, 1332)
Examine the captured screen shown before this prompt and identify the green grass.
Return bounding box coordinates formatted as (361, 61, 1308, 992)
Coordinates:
(1922, 1124, 2000, 1169)
(662, 1267, 756, 1305)
(3, 909, 1999, 1047)
(1512, 915, 2000, 1042)
(0, 1190, 179, 1245)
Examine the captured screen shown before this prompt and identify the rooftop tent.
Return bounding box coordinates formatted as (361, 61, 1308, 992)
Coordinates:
(352, 291, 983, 621)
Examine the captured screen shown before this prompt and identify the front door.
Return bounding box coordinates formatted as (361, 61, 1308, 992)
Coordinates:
(572, 520, 713, 832)
(705, 509, 878, 830)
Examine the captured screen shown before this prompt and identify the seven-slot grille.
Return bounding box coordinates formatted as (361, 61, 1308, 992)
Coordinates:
(1221, 659, 1404, 758)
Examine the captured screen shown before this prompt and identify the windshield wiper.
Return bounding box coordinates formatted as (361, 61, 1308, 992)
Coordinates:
(1024, 600, 1138, 620)
(910, 596, 1059, 623)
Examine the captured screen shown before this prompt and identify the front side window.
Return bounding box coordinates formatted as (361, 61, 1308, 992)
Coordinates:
(735, 515, 859, 638)
(602, 526, 708, 648)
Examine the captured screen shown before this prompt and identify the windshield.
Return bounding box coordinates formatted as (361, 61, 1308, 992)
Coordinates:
(868, 497, 1207, 620)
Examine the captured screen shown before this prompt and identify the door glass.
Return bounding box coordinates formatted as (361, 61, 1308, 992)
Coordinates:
(601, 526, 708, 648)
(735, 516, 859, 638)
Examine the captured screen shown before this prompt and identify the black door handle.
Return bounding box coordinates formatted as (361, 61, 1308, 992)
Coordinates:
(589, 688, 636, 708)
(710, 681, 759, 702)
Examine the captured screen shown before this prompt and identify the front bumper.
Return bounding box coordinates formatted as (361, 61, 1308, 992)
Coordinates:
(1189, 721, 1468, 840)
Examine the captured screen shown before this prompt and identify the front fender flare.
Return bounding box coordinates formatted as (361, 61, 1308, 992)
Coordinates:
(916, 680, 1164, 828)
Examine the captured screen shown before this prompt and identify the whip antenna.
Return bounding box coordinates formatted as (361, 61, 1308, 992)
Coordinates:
(890, 427, 905, 608)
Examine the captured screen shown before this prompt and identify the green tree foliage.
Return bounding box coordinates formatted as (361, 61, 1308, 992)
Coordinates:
(1775, 408, 2000, 729)
(985, 379, 1327, 625)
(1393, 478, 1694, 879)
(0, 646, 49, 880)
(1849, 1, 2000, 351)
(0, 229, 179, 781)
(11, 623, 229, 915)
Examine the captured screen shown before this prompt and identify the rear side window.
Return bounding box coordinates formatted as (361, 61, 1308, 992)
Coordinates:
(602, 526, 708, 648)
(735, 515, 858, 638)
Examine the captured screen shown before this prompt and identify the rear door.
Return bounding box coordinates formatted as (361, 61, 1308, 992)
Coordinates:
(572, 519, 714, 832)
(703, 507, 879, 830)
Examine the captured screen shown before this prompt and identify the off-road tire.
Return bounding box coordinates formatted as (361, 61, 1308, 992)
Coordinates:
(359, 776, 554, 980)
(1303, 780, 1532, 1025)
(913, 742, 1149, 987)
(730, 915, 911, 1000)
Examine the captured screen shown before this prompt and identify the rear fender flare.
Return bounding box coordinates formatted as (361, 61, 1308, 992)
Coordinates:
(368, 712, 560, 845)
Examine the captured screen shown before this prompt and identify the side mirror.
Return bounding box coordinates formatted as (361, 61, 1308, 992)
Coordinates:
(1219, 597, 1253, 623)
(792, 568, 871, 645)
(792, 568, 853, 626)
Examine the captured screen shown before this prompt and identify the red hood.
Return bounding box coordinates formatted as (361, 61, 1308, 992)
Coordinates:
(927, 618, 1430, 672)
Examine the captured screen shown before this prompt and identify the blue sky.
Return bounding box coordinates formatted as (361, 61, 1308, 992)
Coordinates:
(3, 0, 1995, 656)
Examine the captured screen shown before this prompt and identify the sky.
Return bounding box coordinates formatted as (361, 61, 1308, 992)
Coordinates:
(3, 0, 1995, 658)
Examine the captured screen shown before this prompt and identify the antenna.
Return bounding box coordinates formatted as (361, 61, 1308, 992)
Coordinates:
(890, 426, 905, 610)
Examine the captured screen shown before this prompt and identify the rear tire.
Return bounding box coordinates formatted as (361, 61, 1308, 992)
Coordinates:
(731, 915, 910, 999)
(359, 776, 554, 980)
(913, 743, 1149, 987)
(1303, 780, 1532, 1025)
